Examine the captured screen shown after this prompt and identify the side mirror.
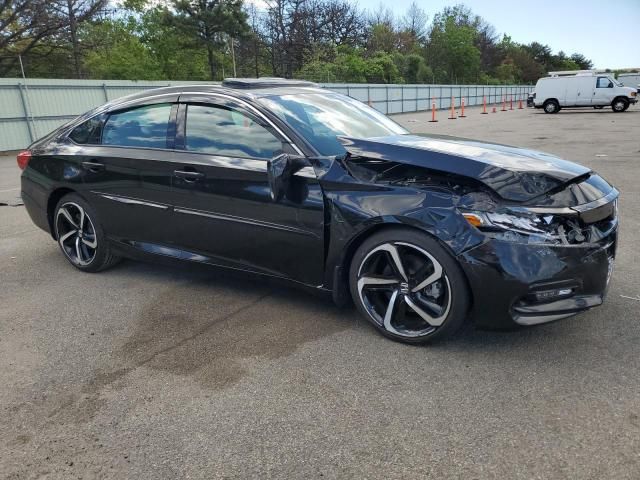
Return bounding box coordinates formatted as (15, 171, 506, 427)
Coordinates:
(267, 154, 308, 202)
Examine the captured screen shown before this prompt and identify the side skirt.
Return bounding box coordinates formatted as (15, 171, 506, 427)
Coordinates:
(107, 238, 332, 299)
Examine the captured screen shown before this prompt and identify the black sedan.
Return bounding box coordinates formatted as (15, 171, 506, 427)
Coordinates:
(19, 78, 618, 343)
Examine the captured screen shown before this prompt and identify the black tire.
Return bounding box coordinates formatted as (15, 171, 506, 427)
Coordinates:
(612, 98, 628, 112)
(348, 228, 470, 344)
(543, 100, 559, 114)
(54, 193, 120, 272)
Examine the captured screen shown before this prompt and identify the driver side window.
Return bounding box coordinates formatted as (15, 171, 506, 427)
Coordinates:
(596, 77, 613, 88)
(184, 104, 283, 159)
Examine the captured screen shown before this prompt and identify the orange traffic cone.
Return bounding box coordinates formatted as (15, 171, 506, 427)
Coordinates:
(429, 97, 438, 123)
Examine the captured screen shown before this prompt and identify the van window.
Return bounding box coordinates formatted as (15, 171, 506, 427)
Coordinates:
(102, 104, 172, 148)
(184, 104, 282, 159)
(596, 77, 613, 88)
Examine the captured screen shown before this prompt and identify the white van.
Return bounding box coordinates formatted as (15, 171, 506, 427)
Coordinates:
(533, 70, 637, 113)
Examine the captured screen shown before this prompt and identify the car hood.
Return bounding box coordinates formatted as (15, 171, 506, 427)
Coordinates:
(339, 134, 591, 202)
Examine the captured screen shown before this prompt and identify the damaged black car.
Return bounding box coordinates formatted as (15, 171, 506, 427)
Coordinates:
(19, 79, 619, 343)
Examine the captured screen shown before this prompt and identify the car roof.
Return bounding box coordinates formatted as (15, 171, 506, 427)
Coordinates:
(104, 79, 329, 111)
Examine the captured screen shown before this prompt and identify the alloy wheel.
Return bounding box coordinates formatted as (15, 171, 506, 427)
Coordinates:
(357, 242, 452, 338)
(55, 202, 98, 266)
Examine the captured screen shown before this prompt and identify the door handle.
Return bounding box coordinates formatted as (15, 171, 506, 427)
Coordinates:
(81, 161, 104, 172)
(174, 170, 204, 182)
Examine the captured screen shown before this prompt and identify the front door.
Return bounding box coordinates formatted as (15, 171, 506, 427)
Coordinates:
(168, 96, 325, 286)
(592, 76, 614, 106)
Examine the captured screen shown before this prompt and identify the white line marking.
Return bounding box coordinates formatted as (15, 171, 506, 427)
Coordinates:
(0, 187, 19, 193)
(620, 295, 640, 302)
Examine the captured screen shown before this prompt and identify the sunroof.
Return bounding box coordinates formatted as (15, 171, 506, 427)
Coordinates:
(222, 78, 318, 89)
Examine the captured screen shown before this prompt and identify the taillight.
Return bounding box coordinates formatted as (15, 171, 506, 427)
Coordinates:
(17, 150, 31, 170)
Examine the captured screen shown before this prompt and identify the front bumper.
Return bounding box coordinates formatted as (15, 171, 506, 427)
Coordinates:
(458, 227, 617, 329)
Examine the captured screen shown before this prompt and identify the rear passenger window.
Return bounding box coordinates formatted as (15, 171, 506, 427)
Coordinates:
(102, 104, 172, 148)
(69, 117, 103, 144)
(184, 104, 282, 159)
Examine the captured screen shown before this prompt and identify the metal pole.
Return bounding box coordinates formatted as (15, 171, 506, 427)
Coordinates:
(18, 55, 37, 140)
(17, 84, 34, 143)
(230, 36, 237, 78)
(102, 83, 109, 102)
(386, 85, 389, 114)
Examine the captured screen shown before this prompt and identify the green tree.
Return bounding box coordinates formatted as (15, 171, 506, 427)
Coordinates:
(427, 13, 481, 83)
(139, 7, 210, 80)
(570, 53, 593, 70)
(167, 0, 249, 80)
(404, 53, 432, 83)
(81, 18, 164, 80)
(368, 23, 397, 53)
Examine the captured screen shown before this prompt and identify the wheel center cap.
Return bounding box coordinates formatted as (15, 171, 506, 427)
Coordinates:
(78, 232, 83, 238)
(400, 282, 409, 294)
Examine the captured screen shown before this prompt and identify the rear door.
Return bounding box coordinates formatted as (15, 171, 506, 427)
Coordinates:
(73, 97, 179, 247)
(569, 77, 594, 106)
(168, 94, 325, 286)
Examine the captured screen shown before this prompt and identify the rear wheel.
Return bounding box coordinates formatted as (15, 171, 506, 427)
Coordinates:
(612, 98, 628, 112)
(54, 193, 119, 272)
(349, 229, 469, 344)
(543, 100, 560, 114)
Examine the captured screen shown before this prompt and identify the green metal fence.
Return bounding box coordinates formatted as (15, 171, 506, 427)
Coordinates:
(0, 78, 533, 151)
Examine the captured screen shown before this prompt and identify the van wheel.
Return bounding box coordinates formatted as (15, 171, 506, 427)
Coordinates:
(543, 100, 559, 114)
(612, 98, 628, 112)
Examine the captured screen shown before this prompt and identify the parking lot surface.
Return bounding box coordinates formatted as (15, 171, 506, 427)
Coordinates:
(1, 106, 639, 479)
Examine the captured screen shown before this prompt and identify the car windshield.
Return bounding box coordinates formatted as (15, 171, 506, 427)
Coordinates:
(258, 92, 408, 156)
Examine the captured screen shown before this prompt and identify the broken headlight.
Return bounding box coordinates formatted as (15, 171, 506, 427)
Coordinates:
(461, 210, 589, 245)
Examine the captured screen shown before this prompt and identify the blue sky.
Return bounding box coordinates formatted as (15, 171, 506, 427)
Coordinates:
(356, 0, 640, 69)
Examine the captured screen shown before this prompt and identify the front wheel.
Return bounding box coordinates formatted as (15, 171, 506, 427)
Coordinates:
(349, 229, 470, 344)
(54, 193, 120, 272)
(543, 100, 560, 114)
(612, 98, 629, 112)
